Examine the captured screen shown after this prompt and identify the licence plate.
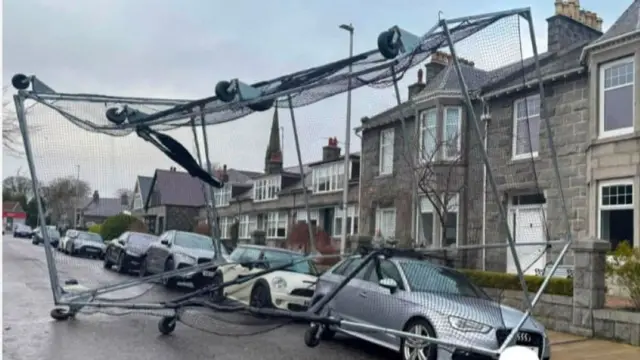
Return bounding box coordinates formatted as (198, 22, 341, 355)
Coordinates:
(202, 271, 215, 277)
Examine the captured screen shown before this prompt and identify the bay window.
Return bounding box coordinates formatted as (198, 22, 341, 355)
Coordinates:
(214, 184, 232, 207)
(239, 215, 257, 239)
(598, 179, 635, 250)
(419, 108, 437, 161)
(334, 205, 359, 236)
(375, 208, 396, 239)
(253, 176, 281, 202)
(379, 128, 394, 175)
(443, 106, 462, 159)
(267, 211, 288, 238)
(312, 163, 345, 193)
(295, 209, 319, 226)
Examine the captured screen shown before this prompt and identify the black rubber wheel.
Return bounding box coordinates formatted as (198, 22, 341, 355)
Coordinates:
(158, 316, 177, 335)
(377, 29, 400, 60)
(309, 297, 335, 340)
(50, 308, 71, 321)
(103, 251, 113, 269)
(249, 283, 273, 309)
(401, 318, 438, 360)
(215, 81, 235, 102)
(32, 238, 38, 245)
(12, 74, 30, 90)
(115, 253, 127, 274)
(69, 244, 76, 256)
(207, 273, 225, 303)
(247, 99, 274, 112)
(105, 107, 127, 125)
(162, 258, 179, 288)
(304, 324, 322, 348)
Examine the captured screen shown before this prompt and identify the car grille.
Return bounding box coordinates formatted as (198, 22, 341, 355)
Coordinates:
(290, 288, 314, 298)
(82, 246, 101, 253)
(496, 329, 544, 357)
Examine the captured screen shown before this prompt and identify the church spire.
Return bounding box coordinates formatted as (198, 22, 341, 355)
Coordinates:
(265, 107, 283, 174)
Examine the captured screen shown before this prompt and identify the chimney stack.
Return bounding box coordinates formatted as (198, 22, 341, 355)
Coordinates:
(222, 164, 229, 183)
(120, 192, 129, 206)
(322, 137, 341, 162)
(408, 68, 426, 99)
(169, 166, 177, 172)
(548, 0, 602, 53)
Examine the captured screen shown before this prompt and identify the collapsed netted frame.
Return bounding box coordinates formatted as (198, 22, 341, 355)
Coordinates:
(11, 7, 571, 360)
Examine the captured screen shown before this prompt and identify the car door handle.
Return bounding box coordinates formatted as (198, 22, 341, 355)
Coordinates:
(358, 291, 368, 298)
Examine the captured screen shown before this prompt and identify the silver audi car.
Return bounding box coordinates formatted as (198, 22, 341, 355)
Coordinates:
(312, 256, 550, 360)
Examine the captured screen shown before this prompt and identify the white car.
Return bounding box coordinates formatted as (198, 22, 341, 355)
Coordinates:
(210, 245, 318, 311)
(59, 229, 79, 252)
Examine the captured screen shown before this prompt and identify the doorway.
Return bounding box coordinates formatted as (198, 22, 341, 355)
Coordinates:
(506, 193, 547, 275)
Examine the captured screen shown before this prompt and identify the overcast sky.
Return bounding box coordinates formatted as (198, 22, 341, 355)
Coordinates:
(2, 0, 629, 197)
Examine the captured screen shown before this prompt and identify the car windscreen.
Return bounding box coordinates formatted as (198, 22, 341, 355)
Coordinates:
(46, 228, 61, 238)
(128, 233, 157, 246)
(173, 232, 229, 255)
(399, 261, 489, 299)
(262, 250, 318, 276)
(78, 232, 103, 243)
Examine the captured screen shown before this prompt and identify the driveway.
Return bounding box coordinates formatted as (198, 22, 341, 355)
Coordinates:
(4, 235, 639, 360)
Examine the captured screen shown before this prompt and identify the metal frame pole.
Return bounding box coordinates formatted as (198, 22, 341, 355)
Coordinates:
(286, 95, 316, 254)
(199, 107, 222, 259)
(14, 94, 62, 303)
(439, 20, 534, 310)
(339, 24, 354, 256)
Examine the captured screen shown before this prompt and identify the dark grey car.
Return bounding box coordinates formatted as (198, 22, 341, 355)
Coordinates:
(31, 226, 61, 248)
(139, 230, 229, 289)
(312, 257, 550, 360)
(66, 231, 106, 258)
(103, 232, 158, 273)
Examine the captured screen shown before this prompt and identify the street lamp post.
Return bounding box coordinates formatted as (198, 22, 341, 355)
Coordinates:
(73, 164, 80, 229)
(339, 23, 354, 257)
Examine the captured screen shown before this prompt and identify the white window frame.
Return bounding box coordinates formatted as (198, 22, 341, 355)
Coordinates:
(295, 209, 319, 223)
(442, 106, 462, 160)
(416, 197, 436, 246)
(239, 215, 257, 239)
(443, 193, 460, 247)
(132, 192, 143, 210)
(379, 128, 395, 175)
(218, 216, 231, 239)
(599, 57, 635, 138)
(597, 178, 635, 243)
(312, 162, 346, 194)
(333, 205, 359, 236)
(266, 211, 288, 239)
(375, 207, 396, 239)
(253, 176, 281, 202)
(418, 108, 438, 162)
(512, 94, 541, 160)
(213, 184, 232, 207)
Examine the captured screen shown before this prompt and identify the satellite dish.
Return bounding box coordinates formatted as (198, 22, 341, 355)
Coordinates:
(499, 346, 539, 360)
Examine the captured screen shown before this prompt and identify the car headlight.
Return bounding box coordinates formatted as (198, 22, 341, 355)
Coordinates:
(271, 277, 287, 290)
(448, 316, 491, 334)
(175, 253, 196, 264)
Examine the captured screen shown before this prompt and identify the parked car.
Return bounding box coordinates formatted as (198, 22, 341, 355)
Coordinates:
(32, 226, 61, 248)
(13, 224, 33, 238)
(103, 232, 158, 273)
(210, 244, 318, 311)
(139, 230, 229, 289)
(311, 255, 550, 360)
(59, 229, 79, 252)
(64, 231, 106, 258)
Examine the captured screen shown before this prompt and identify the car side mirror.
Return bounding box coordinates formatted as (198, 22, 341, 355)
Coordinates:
(379, 278, 399, 293)
(117, 239, 125, 245)
(160, 239, 170, 246)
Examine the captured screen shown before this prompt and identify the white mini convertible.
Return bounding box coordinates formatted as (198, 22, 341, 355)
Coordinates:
(208, 244, 318, 311)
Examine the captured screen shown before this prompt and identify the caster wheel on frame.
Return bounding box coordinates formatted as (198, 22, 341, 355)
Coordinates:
(105, 107, 128, 125)
(50, 308, 71, 321)
(215, 81, 236, 102)
(12, 74, 31, 90)
(247, 99, 274, 112)
(304, 324, 322, 348)
(377, 29, 400, 60)
(158, 316, 177, 335)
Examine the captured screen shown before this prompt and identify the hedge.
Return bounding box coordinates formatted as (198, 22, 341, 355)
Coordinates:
(460, 269, 573, 297)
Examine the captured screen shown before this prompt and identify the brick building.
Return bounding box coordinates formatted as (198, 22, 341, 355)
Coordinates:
(357, 0, 639, 273)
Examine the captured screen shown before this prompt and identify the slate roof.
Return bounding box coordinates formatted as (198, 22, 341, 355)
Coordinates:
(146, 169, 208, 208)
(82, 197, 128, 218)
(137, 176, 153, 203)
(591, 0, 640, 45)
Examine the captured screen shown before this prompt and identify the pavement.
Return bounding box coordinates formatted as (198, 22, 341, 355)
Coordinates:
(3, 235, 639, 360)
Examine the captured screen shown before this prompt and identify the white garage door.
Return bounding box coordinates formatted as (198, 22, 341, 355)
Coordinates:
(507, 206, 547, 276)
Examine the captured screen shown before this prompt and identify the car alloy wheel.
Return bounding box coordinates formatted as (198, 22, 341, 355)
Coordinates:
(402, 321, 437, 360)
(249, 283, 273, 309)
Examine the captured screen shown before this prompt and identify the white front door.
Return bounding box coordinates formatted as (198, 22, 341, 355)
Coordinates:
(507, 207, 547, 276)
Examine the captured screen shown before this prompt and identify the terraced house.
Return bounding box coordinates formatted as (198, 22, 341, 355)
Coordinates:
(358, 0, 639, 274)
(203, 109, 361, 248)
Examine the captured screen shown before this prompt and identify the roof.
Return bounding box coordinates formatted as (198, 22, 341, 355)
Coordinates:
(3, 201, 24, 213)
(592, 0, 640, 45)
(224, 168, 263, 186)
(82, 197, 128, 218)
(146, 169, 208, 208)
(137, 176, 153, 205)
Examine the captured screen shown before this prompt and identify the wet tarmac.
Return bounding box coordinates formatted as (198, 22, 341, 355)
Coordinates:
(3, 235, 393, 360)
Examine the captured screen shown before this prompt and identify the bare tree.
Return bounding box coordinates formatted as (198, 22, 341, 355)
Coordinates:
(2, 168, 35, 200)
(2, 86, 38, 157)
(45, 176, 91, 224)
(404, 116, 467, 251)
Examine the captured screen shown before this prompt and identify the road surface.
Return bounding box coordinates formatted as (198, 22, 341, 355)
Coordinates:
(2, 235, 392, 360)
